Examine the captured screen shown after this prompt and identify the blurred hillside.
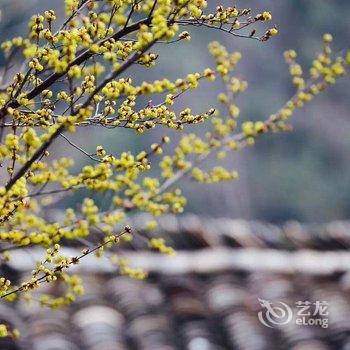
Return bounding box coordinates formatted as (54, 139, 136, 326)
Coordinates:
(0, 0, 349, 223)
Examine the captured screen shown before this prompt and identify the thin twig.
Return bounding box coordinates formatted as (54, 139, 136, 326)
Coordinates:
(0, 228, 129, 298)
(60, 133, 102, 162)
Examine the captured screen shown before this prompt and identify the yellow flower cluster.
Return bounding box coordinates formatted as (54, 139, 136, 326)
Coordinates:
(0, 324, 20, 338)
(209, 41, 241, 78)
(149, 237, 176, 255)
(38, 273, 84, 308)
(192, 167, 238, 183)
(118, 258, 148, 280)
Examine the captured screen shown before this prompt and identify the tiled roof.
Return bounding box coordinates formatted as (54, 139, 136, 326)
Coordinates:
(1, 215, 350, 350)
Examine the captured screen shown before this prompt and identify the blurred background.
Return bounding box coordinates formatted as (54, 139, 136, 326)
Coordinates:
(0, 0, 349, 224)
